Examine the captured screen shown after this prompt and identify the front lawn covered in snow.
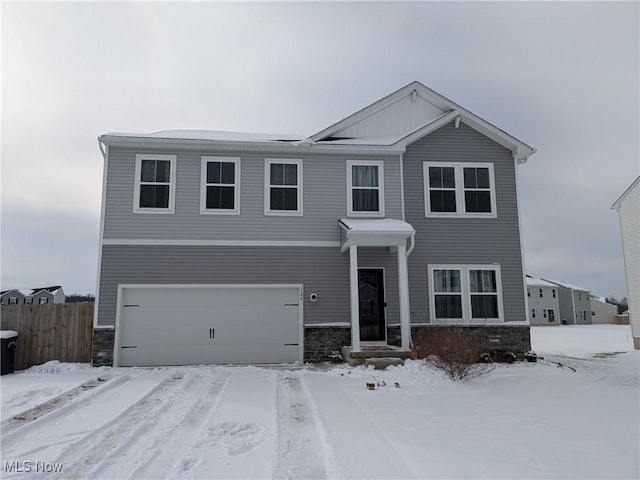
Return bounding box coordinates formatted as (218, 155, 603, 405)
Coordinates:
(1, 325, 638, 479)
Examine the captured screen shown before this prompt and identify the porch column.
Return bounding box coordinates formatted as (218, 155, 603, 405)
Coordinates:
(397, 242, 411, 350)
(349, 244, 361, 352)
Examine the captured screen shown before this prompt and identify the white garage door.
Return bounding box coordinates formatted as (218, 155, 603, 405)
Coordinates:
(116, 285, 303, 367)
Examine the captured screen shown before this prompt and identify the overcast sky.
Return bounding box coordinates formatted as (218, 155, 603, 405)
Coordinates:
(2, 1, 639, 299)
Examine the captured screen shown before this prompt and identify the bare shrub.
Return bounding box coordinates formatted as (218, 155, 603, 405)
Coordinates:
(413, 327, 494, 382)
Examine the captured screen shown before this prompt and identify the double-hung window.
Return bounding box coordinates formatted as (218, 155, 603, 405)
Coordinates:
(201, 157, 240, 214)
(39, 297, 48, 304)
(423, 162, 496, 217)
(265, 159, 302, 215)
(429, 265, 503, 322)
(134, 154, 176, 213)
(347, 160, 385, 216)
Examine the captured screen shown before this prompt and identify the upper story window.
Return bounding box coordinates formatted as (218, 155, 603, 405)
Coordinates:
(539, 288, 543, 298)
(423, 162, 496, 218)
(552, 289, 556, 298)
(347, 160, 385, 217)
(8, 297, 18, 305)
(134, 154, 176, 213)
(24, 297, 33, 304)
(429, 264, 503, 323)
(201, 157, 240, 215)
(265, 159, 302, 216)
(39, 297, 48, 304)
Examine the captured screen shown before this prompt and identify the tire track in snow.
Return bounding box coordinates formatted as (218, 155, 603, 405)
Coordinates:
(60, 369, 209, 479)
(1, 374, 113, 435)
(90, 368, 232, 480)
(274, 372, 328, 479)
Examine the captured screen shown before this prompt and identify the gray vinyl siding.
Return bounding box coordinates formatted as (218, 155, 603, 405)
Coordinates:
(403, 122, 526, 323)
(573, 290, 592, 324)
(103, 148, 401, 241)
(97, 245, 400, 327)
(527, 286, 559, 325)
(557, 287, 575, 324)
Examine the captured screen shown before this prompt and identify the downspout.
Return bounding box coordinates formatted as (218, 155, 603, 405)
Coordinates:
(93, 138, 109, 336)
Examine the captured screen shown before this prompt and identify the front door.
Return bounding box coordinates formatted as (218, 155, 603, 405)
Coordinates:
(358, 269, 386, 341)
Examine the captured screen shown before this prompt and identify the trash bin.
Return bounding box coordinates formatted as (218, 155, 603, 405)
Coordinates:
(1, 330, 18, 375)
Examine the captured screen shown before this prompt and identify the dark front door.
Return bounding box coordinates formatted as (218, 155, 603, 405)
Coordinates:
(358, 269, 386, 341)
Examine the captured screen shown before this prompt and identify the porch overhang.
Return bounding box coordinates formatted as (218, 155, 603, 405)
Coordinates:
(338, 218, 415, 253)
(338, 218, 415, 353)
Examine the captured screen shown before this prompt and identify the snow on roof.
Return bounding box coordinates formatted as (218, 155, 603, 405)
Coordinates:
(102, 130, 303, 143)
(525, 276, 558, 288)
(541, 278, 590, 292)
(339, 218, 415, 234)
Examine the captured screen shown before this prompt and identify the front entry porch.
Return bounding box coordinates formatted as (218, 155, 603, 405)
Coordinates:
(339, 218, 415, 365)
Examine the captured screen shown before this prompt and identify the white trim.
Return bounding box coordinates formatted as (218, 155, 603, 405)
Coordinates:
(397, 243, 411, 349)
(399, 153, 406, 221)
(102, 239, 340, 247)
(200, 156, 241, 215)
(428, 264, 504, 323)
(514, 155, 530, 324)
(114, 283, 304, 367)
(346, 160, 385, 217)
(423, 162, 497, 218)
(349, 246, 360, 352)
(133, 154, 177, 214)
(264, 158, 303, 216)
(94, 144, 109, 328)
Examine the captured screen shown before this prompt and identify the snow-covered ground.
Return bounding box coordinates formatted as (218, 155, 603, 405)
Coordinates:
(1, 325, 638, 479)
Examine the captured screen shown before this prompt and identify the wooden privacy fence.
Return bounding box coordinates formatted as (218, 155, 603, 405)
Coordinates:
(1, 302, 94, 371)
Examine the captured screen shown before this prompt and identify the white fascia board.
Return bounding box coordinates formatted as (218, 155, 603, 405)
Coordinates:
(99, 135, 404, 156)
(103, 239, 340, 247)
(611, 175, 640, 210)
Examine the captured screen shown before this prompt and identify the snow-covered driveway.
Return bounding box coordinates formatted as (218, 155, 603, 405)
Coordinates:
(1, 325, 639, 479)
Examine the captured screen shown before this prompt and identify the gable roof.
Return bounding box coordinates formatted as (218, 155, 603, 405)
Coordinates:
(99, 81, 535, 161)
(1, 286, 63, 297)
(611, 175, 640, 211)
(525, 275, 558, 288)
(541, 278, 590, 293)
(305, 81, 536, 163)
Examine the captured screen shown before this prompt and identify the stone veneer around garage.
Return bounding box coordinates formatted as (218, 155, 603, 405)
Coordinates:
(92, 324, 531, 366)
(91, 328, 115, 366)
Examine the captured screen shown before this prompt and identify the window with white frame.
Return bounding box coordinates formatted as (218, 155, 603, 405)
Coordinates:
(39, 297, 48, 304)
(423, 162, 496, 217)
(201, 157, 240, 214)
(24, 297, 33, 304)
(347, 160, 385, 216)
(429, 265, 503, 322)
(8, 297, 18, 305)
(134, 154, 176, 213)
(265, 159, 302, 215)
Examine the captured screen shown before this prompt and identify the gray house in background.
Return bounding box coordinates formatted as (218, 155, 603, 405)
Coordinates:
(93, 81, 536, 367)
(0, 286, 65, 305)
(526, 276, 560, 325)
(542, 279, 592, 325)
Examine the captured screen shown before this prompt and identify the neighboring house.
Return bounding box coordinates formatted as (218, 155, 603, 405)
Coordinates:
(612, 176, 640, 348)
(589, 295, 618, 325)
(541, 279, 592, 325)
(93, 81, 536, 367)
(0, 286, 65, 305)
(526, 276, 560, 325)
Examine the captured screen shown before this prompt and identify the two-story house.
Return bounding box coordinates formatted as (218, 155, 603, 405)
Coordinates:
(0, 286, 65, 305)
(92, 81, 536, 367)
(526, 275, 560, 325)
(542, 279, 592, 325)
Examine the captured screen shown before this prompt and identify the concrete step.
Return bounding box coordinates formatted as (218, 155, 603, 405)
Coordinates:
(342, 346, 411, 367)
(364, 357, 405, 370)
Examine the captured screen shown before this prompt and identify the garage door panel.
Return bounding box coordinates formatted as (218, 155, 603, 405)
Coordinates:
(118, 286, 301, 367)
